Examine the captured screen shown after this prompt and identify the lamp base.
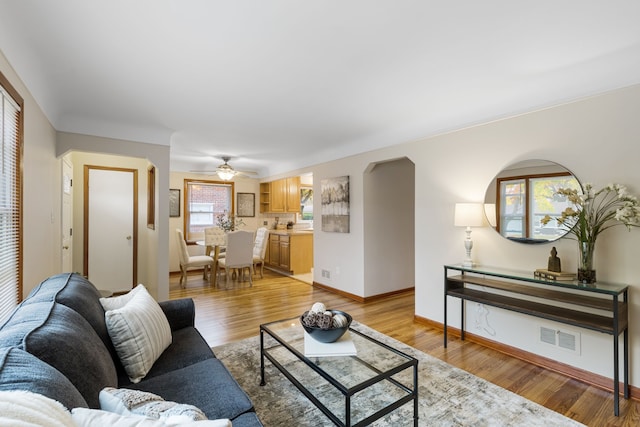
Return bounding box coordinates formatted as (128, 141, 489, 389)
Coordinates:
(461, 259, 475, 268)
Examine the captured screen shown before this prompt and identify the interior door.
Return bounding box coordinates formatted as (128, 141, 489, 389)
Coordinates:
(85, 166, 137, 293)
(61, 157, 73, 272)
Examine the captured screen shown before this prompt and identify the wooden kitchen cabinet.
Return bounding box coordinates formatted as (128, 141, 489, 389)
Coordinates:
(261, 177, 300, 213)
(285, 176, 300, 213)
(266, 232, 312, 274)
(270, 179, 287, 212)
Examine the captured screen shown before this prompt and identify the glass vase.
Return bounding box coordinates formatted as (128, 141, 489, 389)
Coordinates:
(577, 240, 596, 284)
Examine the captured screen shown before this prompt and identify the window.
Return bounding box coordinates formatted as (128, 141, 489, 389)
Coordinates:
(183, 179, 234, 241)
(299, 187, 313, 221)
(497, 173, 579, 241)
(0, 72, 23, 323)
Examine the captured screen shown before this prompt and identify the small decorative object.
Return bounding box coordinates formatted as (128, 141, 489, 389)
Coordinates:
(541, 183, 640, 284)
(301, 302, 352, 343)
(547, 247, 561, 272)
(215, 211, 245, 232)
(534, 269, 576, 281)
(286, 221, 294, 229)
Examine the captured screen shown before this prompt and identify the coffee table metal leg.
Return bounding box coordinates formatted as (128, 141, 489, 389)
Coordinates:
(259, 329, 266, 386)
(413, 362, 419, 426)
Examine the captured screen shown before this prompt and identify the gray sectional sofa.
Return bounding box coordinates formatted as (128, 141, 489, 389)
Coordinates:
(0, 273, 262, 426)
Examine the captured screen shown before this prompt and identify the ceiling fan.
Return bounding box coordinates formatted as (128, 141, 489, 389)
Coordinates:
(192, 156, 257, 181)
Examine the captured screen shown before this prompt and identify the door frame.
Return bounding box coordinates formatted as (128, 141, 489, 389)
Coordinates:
(83, 165, 138, 285)
(61, 156, 73, 272)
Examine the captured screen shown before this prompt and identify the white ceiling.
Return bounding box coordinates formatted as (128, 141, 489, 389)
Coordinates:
(1, 1, 640, 177)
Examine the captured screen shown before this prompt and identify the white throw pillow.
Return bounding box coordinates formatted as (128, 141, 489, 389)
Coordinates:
(100, 283, 145, 311)
(104, 285, 172, 383)
(100, 387, 206, 421)
(71, 408, 232, 427)
(0, 390, 76, 427)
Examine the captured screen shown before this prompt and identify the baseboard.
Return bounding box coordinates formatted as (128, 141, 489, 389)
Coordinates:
(414, 314, 639, 401)
(312, 281, 413, 303)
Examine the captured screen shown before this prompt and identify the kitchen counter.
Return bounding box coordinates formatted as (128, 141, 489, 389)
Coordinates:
(270, 229, 313, 235)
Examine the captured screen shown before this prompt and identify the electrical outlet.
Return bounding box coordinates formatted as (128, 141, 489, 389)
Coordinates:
(263, 221, 268, 226)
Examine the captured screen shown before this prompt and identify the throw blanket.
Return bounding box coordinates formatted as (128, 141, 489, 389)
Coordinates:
(0, 390, 76, 427)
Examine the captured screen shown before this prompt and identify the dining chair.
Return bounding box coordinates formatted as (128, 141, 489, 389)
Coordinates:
(204, 227, 227, 257)
(175, 229, 214, 288)
(252, 227, 270, 278)
(216, 230, 254, 288)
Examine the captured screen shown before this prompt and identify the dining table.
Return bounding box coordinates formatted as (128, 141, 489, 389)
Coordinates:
(195, 241, 225, 286)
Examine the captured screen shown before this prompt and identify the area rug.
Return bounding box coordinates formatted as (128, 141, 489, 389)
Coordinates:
(213, 322, 584, 426)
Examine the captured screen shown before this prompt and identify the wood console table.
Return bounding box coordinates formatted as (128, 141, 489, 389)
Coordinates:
(443, 264, 629, 416)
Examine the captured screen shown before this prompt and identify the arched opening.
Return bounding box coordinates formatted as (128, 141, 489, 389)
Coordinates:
(363, 157, 415, 297)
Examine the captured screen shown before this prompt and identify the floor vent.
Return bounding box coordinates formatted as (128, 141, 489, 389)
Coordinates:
(538, 324, 580, 355)
(540, 326, 556, 345)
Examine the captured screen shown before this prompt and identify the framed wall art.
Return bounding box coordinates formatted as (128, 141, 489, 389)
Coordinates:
(237, 192, 255, 217)
(321, 175, 350, 233)
(169, 189, 180, 218)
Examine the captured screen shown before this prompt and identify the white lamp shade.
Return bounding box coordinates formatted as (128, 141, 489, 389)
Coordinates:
(454, 203, 485, 227)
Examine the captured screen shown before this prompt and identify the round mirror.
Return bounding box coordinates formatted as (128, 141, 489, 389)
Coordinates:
(484, 159, 581, 244)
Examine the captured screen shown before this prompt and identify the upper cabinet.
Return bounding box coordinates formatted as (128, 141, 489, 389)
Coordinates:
(270, 178, 287, 212)
(260, 176, 300, 213)
(285, 176, 300, 213)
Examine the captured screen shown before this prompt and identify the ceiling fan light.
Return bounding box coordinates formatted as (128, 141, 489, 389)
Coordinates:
(217, 169, 235, 181)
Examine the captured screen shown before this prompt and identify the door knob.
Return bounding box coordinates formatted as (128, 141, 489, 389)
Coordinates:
(126, 236, 132, 240)
(62, 245, 69, 250)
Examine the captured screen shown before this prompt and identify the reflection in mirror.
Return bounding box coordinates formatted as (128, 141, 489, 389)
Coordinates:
(484, 160, 581, 244)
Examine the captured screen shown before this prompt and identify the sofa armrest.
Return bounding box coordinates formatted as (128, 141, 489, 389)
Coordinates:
(158, 298, 195, 331)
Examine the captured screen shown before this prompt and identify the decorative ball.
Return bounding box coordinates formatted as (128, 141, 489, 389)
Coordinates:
(310, 302, 326, 313)
(332, 313, 348, 328)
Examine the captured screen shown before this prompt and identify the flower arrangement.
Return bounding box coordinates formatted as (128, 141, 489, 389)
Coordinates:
(541, 183, 640, 282)
(215, 211, 245, 232)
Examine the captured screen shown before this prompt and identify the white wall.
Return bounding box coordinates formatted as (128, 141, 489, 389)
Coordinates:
(0, 50, 62, 297)
(305, 83, 640, 387)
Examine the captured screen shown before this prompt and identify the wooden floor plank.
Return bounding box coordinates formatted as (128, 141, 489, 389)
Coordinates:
(169, 269, 639, 426)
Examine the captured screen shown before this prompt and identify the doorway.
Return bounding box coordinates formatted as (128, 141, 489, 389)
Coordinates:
(84, 165, 138, 293)
(363, 157, 415, 296)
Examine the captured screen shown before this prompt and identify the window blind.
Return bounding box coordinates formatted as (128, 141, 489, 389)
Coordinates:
(0, 81, 22, 323)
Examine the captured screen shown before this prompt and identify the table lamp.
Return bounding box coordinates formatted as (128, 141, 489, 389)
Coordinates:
(454, 203, 485, 267)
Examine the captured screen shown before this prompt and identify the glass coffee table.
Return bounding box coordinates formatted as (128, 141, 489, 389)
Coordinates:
(260, 317, 418, 426)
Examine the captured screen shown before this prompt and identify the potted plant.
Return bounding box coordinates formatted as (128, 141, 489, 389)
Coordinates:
(541, 183, 640, 283)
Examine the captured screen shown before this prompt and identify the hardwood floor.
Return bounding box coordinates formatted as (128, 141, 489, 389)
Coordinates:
(169, 269, 640, 427)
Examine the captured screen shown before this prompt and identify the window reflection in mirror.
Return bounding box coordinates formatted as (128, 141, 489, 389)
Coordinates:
(485, 160, 581, 244)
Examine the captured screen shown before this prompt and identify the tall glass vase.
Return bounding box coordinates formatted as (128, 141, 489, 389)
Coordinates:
(577, 240, 596, 284)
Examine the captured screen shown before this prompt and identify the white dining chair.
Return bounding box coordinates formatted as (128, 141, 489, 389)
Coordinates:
(175, 228, 214, 288)
(216, 230, 254, 288)
(252, 227, 270, 278)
